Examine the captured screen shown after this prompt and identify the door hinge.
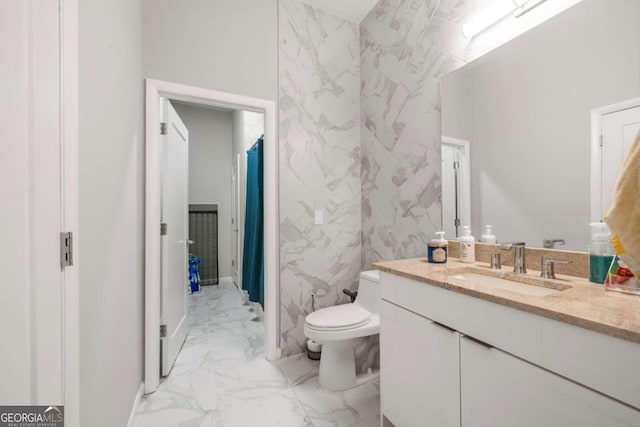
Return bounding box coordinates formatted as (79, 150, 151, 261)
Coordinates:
(160, 222, 168, 236)
(454, 218, 461, 227)
(453, 161, 460, 170)
(160, 122, 167, 135)
(160, 324, 167, 338)
(599, 134, 603, 147)
(60, 232, 73, 268)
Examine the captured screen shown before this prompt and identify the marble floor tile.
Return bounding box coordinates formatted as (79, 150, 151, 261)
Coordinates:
(277, 352, 320, 386)
(135, 282, 381, 427)
(292, 378, 381, 427)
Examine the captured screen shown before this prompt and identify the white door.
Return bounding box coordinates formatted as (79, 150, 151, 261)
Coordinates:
(231, 154, 240, 286)
(0, 0, 63, 404)
(160, 99, 189, 376)
(600, 106, 640, 218)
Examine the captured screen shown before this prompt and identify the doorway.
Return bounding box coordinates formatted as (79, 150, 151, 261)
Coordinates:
(591, 98, 640, 221)
(144, 79, 279, 394)
(441, 136, 471, 239)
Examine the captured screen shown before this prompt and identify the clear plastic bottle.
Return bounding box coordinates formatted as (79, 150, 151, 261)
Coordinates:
(589, 222, 615, 284)
(480, 225, 497, 244)
(459, 226, 475, 263)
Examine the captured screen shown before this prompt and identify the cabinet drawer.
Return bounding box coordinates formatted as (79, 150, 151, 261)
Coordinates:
(460, 336, 640, 427)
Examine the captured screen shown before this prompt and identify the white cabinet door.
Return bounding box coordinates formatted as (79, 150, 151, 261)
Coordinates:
(460, 336, 640, 427)
(381, 301, 461, 427)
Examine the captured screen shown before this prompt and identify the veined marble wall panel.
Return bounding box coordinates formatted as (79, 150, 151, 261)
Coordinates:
(279, 0, 362, 356)
(360, 0, 489, 268)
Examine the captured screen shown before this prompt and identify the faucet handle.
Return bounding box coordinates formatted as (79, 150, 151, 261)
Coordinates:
(500, 242, 526, 250)
(543, 238, 565, 249)
(540, 257, 571, 279)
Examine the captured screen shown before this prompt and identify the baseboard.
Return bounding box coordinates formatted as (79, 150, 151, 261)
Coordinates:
(126, 382, 145, 427)
(219, 276, 232, 284)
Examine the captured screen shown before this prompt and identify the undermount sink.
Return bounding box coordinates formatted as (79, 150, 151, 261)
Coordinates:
(446, 268, 571, 297)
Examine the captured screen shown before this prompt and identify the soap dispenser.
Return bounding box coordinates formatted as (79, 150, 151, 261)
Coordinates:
(480, 225, 497, 244)
(427, 231, 448, 264)
(459, 226, 476, 263)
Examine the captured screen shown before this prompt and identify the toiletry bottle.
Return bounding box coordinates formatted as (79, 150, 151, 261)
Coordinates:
(459, 226, 475, 263)
(589, 222, 615, 284)
(428, 231, 448, 264)
(480, 225, 497, 244)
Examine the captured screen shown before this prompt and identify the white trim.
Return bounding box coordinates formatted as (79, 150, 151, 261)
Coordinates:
(442, 136, 471, 233)
(590, 98, 640, 221)
(61, 0, 80, 425)
(126, 382, 145, 427)
(145, 79, 279, 394)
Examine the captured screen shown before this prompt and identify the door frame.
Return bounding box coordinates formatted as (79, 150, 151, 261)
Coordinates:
(231, 153, 241, 286)
(441, 136, 471, 235)
(590, 97, 640, 221)
(144, 79, 279, 394)
(61, 0, 80, 425)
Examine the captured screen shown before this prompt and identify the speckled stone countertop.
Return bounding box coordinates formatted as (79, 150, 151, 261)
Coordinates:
(373, 257, 640, 344)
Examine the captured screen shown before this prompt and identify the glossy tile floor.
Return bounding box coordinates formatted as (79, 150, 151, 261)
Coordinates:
(135, 282, 381, 427)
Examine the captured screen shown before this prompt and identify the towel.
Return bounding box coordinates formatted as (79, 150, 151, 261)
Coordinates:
(604, 132, 640, 281)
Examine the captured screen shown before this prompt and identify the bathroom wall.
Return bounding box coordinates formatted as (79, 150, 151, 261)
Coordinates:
(142, 0, 278, 102)
(79, 0, 144, 425)
(279, 0, 362, 356)
(360, 0, 466, 268)
(173, 103, 234, 279)
(359, 0, 574, 267)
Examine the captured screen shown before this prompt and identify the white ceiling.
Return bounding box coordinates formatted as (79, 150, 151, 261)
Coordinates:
(301, 0, 379, 23)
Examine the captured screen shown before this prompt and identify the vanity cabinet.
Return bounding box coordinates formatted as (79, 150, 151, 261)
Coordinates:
(460, 336, 639, 427)
(381, 301, 460, 427)
(380, 271, 640, 427)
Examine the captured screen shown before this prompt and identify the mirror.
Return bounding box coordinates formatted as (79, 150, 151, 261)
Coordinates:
(441, 0, 640, 251)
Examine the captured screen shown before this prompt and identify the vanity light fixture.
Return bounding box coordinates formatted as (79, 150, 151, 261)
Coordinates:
(462, 0, 548, 39)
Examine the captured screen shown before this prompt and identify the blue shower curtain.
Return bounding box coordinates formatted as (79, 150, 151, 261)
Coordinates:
(242, 137, 264, 306)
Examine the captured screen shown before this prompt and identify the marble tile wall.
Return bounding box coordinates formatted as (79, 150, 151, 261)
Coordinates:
(360, 0, 490, 269)
(279, 0, 362, 356)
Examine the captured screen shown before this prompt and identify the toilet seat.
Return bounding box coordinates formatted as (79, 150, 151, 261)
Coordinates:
(305, 304, 370, 331)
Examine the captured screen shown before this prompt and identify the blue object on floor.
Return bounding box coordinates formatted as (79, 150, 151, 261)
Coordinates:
(189, 254, 201, 294)
(242, 137, 264, 306)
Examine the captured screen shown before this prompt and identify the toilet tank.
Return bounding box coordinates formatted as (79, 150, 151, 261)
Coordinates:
(355, 270, 380, 315)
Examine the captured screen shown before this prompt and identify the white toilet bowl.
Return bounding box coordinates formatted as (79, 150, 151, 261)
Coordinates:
(304, 270, 380, 391)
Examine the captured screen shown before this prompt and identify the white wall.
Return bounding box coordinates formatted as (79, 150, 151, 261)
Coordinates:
(142, 0, 277, 102)
(442, 0, 640, 251)
(173, 103, 234, 278)
(79, 0, 144, 425)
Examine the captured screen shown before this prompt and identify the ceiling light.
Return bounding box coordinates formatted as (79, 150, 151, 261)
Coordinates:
(462, 0, 548, 39)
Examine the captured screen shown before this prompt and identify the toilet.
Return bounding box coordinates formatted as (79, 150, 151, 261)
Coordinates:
(304, 270, 380, 391)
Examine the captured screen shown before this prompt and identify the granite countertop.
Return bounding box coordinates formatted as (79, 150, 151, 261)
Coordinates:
(373, 257, 640, 344)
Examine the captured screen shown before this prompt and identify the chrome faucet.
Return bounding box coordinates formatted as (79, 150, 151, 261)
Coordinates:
(543, 238, 565, 249)
(500, 242, 527, 274)
(540, 257, 571, 279)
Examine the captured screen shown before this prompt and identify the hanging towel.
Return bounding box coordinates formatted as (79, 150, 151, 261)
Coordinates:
(604, 133, 640, 281)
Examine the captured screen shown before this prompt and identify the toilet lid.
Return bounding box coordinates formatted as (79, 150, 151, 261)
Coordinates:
(306, 304, 371, 330)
